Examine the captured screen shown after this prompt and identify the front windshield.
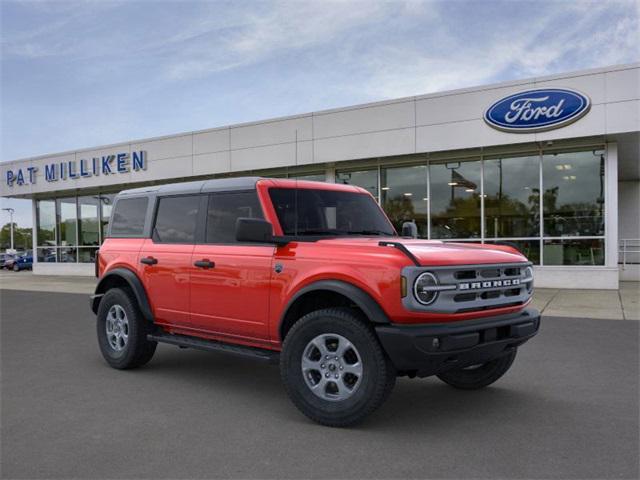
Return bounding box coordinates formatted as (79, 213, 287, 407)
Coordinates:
(269, 188, 396, 237)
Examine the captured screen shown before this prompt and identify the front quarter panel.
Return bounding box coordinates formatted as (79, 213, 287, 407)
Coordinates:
(269, 241, 410, 342)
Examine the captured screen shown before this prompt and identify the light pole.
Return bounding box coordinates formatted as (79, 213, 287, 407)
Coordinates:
(2, 207, 15, 251)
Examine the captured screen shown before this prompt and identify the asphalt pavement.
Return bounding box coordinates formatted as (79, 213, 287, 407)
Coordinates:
(1, 289, 638, 479)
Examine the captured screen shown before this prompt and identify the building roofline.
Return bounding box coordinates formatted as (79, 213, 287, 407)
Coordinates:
(3, 62, 639, 165)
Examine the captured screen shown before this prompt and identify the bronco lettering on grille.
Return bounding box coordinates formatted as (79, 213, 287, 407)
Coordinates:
(458, 279, 520, 290)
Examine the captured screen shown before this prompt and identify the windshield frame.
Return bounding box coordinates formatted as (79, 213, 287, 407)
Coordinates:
(266, 186, 397, 240)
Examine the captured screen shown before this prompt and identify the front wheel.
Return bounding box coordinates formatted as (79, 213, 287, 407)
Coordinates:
(436, 349, 517, 390)
(12, 263, 19, 272)
(280, 308, 396, 427)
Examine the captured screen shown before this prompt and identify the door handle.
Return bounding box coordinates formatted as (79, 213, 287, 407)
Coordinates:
(194, 259, 215, 269)
(140, 256, 158, 265)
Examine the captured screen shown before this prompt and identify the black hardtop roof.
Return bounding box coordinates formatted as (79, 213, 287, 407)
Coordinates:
(117, 177, 262, 197)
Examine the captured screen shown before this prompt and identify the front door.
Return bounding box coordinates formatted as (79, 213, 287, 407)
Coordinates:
(138, 194, 201, 327)
(189, 191, 273, 343)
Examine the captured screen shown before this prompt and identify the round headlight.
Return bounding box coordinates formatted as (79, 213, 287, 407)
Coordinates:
(414, 272, 439, 305)
(525, 266, 534, 293)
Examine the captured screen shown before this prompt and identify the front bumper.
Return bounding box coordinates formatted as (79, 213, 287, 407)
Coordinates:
(375, 308, 540, 377)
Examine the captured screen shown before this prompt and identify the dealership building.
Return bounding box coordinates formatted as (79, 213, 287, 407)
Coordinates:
(1, 63, 638, 289)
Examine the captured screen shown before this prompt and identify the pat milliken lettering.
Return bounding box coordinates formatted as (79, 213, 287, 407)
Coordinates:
(4, 150, 147, 187)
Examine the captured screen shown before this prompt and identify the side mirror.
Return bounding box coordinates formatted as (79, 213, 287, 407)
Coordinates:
(236, 218, 280, 244)
(401, 221, 418, 238)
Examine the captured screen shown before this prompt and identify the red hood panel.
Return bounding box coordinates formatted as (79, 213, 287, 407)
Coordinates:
(316, 237, 528, 266)
(400, 240, 526, 265)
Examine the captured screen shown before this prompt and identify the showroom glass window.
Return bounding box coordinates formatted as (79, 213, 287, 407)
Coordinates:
(381, 165, 428, 238)
(56, 198, 77, 263)
(78, 196, 100, 263)
(336, 169, 379, 199)
(291, 172, 326, 182)
(36, 200, 57, 262)
(100, 194, 116, 241)
(430, 159, 481, 239)
(484, 155, 540, 238)
(542, 149, 605, 265)
(542, 150, 605, 237)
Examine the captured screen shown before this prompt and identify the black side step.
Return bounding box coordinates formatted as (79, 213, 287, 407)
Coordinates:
(147, 332, 279, 364)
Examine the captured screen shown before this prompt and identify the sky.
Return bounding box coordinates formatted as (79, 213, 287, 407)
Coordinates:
(1, 0, 639, 228)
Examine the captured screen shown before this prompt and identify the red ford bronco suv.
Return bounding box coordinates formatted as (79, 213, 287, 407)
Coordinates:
(91, 177, 540, 427)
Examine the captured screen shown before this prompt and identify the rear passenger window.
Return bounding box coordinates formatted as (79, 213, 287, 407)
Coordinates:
(153, 195, 200, 243)
(110, 197, 148, 237)
(206, 191, 263, 243)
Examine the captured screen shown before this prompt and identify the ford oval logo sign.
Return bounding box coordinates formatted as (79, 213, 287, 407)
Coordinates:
(484, 88, 591, 133)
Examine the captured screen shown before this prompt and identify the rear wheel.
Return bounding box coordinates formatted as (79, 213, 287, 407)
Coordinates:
(436, 349, 517, 390)
(12, 263, 19, 272)
(280, 308, 396, 427)
(96, 288, 157, 369)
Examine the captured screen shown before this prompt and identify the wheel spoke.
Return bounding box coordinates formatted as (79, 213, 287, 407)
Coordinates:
(336, 338, 354, 359)
(312, 338, 330, 358)
(312, 376, 328, 391)
(301, 356, 319, 372)
(342, 362, 363, 377)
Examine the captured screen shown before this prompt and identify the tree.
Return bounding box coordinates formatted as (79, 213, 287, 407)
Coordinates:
(0, 223, 32, 251)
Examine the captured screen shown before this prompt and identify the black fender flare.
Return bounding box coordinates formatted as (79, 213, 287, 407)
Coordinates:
(280, 280, 391, 338)
(90, 268, 154, 322)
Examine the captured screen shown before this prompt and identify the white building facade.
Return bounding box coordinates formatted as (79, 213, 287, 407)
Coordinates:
(2, 63, 639, 288)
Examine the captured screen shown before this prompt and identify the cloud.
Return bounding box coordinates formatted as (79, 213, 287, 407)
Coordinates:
(350, 0, 640, 99)
(1, 0, 638, 163)
(163, 1, 400, 80)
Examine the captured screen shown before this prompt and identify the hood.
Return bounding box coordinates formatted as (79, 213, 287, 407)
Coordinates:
(316, 237, 528, 266)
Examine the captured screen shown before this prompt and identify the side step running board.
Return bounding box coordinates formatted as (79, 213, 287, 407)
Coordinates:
(147, 332, 279, 364)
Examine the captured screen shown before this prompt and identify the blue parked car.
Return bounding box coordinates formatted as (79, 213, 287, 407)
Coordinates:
(12, 252, 33, 271)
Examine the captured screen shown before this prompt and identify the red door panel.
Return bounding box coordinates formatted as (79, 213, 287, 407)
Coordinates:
(138, 239, 194, 326)
(189, 245, 273, 342)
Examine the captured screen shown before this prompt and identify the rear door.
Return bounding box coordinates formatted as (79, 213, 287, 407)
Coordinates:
(189, 190, 274, 344)
(138, 194, 201, 326)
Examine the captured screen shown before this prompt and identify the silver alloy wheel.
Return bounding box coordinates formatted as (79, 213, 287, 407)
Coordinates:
(301, 333, 363, 402)
(105, 304, 129, 352)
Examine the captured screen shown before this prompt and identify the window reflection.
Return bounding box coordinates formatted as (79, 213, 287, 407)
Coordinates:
(430, 160, 481, 239)
(542, 150, 605, 237)
(543, 239, 604, 265)
(36, 200, 56, 247)
(336, 169, 378, 198)
(57, 198, 77, 247)
(78, 196, 100, 246)
(381, 165, 428, 238)
(484, 240, 541, 265)
(100, 194, 115, 242)
(484, 155, 540, 238)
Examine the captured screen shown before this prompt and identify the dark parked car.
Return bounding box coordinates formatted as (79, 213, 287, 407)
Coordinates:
(12, 252, 33, 271)
(2, 253, 17, 270)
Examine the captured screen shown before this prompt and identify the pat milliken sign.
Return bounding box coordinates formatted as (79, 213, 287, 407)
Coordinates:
(4, 151, 147, 187)
(484, 88, 591, 133)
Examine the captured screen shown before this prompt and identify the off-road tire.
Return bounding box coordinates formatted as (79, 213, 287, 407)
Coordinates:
(97, 287, 157, 369)
(436, 349, 517, 390)
(280, 307, 396, 427)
